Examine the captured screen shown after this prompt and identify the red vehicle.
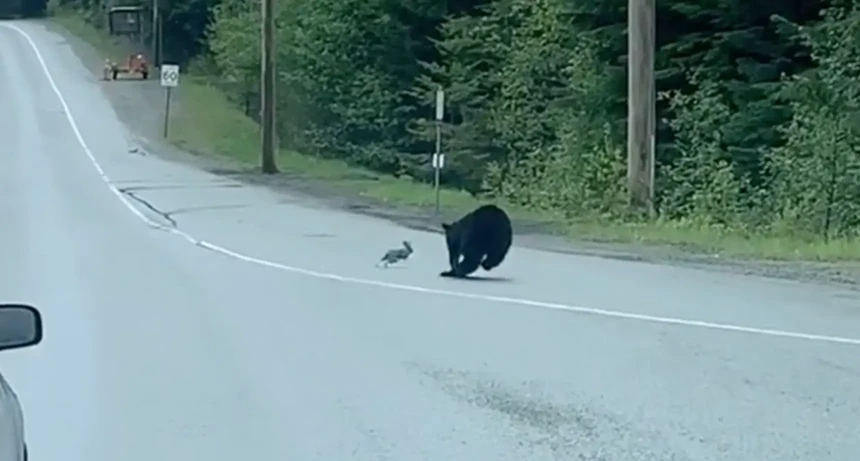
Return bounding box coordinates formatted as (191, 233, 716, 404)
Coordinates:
(104, 53, 149, 80)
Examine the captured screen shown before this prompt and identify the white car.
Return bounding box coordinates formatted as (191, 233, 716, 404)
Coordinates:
(0, 304, 43, 461)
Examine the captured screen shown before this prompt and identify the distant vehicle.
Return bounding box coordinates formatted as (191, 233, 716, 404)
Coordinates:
(0, 0, 47, 19)
(103, 53, 149, 80)
(0, 304, 43, 461)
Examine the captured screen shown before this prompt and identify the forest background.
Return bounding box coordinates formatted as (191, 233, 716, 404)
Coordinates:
(48, 0, 860, 262)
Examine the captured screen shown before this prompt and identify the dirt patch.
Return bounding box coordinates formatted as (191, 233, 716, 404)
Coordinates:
(47, 19, 860, 291)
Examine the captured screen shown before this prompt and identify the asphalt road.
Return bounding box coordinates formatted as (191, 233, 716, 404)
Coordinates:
(1, 20, 859, 461)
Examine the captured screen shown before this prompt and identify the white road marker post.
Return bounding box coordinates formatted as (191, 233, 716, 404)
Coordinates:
(433, 86, 445, 216)
(160, 63, 179, 138)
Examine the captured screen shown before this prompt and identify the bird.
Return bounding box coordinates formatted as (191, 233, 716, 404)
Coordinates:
(376, 241, 413, 268)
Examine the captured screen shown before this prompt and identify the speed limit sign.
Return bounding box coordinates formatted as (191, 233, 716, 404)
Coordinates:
(160, 64, 179, 87)
(160, 64, 180, 138)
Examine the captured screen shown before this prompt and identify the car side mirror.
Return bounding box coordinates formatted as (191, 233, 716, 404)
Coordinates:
(0, 304, 43, 352)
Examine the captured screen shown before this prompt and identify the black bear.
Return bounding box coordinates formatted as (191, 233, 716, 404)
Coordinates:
(439, 204, 513, 278)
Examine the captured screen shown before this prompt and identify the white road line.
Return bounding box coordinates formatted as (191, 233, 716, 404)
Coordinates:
(4, 22, 860, 347)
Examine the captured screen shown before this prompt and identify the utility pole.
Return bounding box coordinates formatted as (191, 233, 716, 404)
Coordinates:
(260, 0, 278, 173)
(627, 0, 656, 215)
(150, 0, 158, 65)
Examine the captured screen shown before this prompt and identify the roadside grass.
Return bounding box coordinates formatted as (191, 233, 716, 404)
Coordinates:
(49, 11, 860, 263)
(167, 81, 510, 213)
(51, 11, 127, 58)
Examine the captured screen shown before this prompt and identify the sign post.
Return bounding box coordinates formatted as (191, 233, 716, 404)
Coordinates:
(160, 64, 179, 138)
(433, 86, 445, 216)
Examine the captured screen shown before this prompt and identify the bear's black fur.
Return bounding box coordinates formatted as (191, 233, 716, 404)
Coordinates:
(439, 204, 513, 278)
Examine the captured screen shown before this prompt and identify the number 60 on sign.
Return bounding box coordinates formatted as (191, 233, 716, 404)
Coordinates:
(160, 64, 179, 87)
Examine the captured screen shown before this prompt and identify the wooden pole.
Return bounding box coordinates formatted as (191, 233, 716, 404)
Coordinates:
(260, 0, 278, 173)
(151, 0, 157, 65)
(627, 0, 656, 214)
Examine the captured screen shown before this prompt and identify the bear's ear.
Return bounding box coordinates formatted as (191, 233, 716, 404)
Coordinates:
(441, 222, 451, 231)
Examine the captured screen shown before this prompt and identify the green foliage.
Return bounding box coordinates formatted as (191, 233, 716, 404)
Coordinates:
(409, 8, 507, 193)
(59, 0, 860, 248)
(203, 0, 261, 116)
(768, 1, 860, 239)
(477, 0, 625, 216)
(292, 0, 416, 170)
(657, 72, 754, 227)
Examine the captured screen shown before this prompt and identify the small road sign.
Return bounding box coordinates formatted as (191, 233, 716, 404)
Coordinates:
(160, 64, 179, 87)
(432, 153, 445, 169)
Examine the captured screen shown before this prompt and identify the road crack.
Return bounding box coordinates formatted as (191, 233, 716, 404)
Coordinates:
(165, 203, 248, 218)
(117, 187, 178, 227)
(117, 183, 241, 192)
